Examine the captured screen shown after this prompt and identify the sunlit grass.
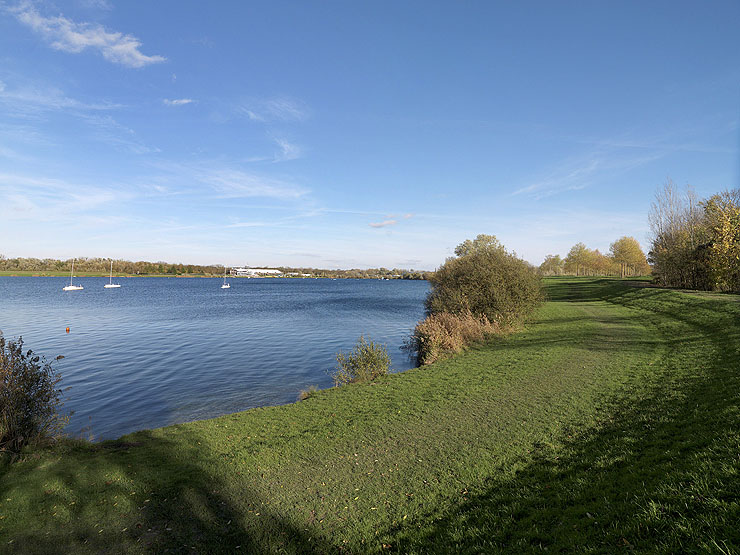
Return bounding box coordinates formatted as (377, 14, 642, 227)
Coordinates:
(1, 278, 738, 552)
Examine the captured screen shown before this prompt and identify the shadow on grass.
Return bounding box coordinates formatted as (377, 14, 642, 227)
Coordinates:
(0, 427, 334, 553)
(385, 283, 740, 552)
(543, 277, 622, 303)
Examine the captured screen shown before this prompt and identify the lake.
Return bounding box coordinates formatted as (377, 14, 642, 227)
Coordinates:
(0, 276, 428, 440)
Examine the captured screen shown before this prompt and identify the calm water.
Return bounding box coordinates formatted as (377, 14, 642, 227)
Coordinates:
(0, 277, 428, 440)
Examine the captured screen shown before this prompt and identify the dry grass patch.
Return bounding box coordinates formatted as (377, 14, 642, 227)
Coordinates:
(409, 310, 502, 365)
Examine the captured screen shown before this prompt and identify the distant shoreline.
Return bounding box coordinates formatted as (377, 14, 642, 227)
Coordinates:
(0, 272, 424, 280)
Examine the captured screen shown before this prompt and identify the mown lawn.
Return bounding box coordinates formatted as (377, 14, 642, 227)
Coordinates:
(1, 278, 738, 553)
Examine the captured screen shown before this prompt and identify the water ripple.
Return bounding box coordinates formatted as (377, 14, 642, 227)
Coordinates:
(0, 277, 428, 439)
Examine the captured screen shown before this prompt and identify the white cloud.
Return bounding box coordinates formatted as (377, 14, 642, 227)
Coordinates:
(163, 98, 194, 106)
(513, 152, 661, 200)
(0, 144, 32, 161)
(238, 97, 309, 123)
(0, 77, 157, 153)
(9, 2, 166, 68)
(369, 219, 397, 228)
(78, 0, 113, 9)
(366, 213, 412, 228)
(243, 109, 264, 122)
(80, 113, 159, 154)
(0, 172, 132, 223)
(226, 221, 269, 228)
(199, 169, 308, 200)
(264, 98, 308, 121)
(272, 137, 301, 161)
(0, 80, 122, 115)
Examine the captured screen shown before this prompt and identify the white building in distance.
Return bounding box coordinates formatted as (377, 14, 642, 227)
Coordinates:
(233, 268, 282, 277)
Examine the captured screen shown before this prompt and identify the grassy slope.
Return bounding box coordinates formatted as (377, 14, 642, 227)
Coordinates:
(1, 278, 738, 553)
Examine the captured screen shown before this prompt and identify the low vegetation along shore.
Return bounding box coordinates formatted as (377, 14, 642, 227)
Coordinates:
(2, 276, 738, 552)
(0, 257, 430, 280)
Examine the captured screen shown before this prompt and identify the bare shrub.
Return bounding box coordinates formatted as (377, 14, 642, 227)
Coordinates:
(1, 334, 69, 456)
(332, 336, 391, 386)
(410, 310, 499, 365)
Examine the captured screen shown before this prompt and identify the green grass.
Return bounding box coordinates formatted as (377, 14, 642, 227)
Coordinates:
(1, 278, 738, 553)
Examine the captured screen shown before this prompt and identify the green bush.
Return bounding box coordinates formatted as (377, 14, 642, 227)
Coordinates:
(1, 333, 68, 455)
(425, 234, 543, 326)
(332, 336, 391, 386)
(409, 310, 500, 365)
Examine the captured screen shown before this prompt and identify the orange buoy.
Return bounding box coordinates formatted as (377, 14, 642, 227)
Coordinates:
(66, 327, 70, 333)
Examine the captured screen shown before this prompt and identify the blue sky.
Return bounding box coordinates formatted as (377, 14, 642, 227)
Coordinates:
(1, 1, 738, 269)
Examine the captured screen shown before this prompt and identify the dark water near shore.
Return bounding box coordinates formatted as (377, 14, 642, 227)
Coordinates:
(0, 277, 428, 440)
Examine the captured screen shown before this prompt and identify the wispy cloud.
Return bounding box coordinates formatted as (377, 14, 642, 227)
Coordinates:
(77, 0, 113, 10)
(0, 145, 32, 161)
(0, 79, 122, 116)
(368, 213, 413, 228)
(369, 219, 398, 228)
(272, 136, 301, 161)
(512, 159, 599, 199)
(197, 168, 308, 200)
(226, 221, 270, 228)
(0, 122, 51, 146)
(513, 152, 661, 200)
(191, 36, 214, 48)
(163, 98, 194, 107)
(80, 113, 160, 154)
(0, 172, 132, 223)
(0, 75, 158, 153)
(238, 97, 310, 123)
(145, 158, 316, 205)
(9, 2, 166, 68)
(564, 130, 738, 155)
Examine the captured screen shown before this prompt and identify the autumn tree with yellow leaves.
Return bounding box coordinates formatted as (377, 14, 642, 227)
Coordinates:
(648, 181, 740, 291)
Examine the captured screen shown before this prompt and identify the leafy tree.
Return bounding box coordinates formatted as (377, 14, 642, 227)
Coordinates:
(426, 234, 543, 326)
(647, 182, 740, 290)
(610, 236, 648, 277)
(590, 249, 616, 276)
(702, 191, 740, 290)
(454, 234, 503, 257)
(539, 254, 564, 275)
(648, 181, 709, 288)
(564, 242, 589, 276)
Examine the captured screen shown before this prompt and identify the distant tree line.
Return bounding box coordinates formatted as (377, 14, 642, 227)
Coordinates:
(275, 266, 431, 280)
(648, 181, 740, 291)
(0, 257, 225, 275)
(539, 237, 650, 277)
(0, 256, 432, 280)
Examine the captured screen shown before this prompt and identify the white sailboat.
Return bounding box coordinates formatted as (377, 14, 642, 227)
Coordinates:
(62, 259, 84, 291)
(221, 267, 231, 289)
(104, 260, 121, 288)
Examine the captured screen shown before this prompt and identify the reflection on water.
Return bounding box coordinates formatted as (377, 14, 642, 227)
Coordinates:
(0, 277, 428, 440)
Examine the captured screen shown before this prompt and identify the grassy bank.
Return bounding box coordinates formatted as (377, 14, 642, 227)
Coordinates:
(1, 278, 738, 552)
